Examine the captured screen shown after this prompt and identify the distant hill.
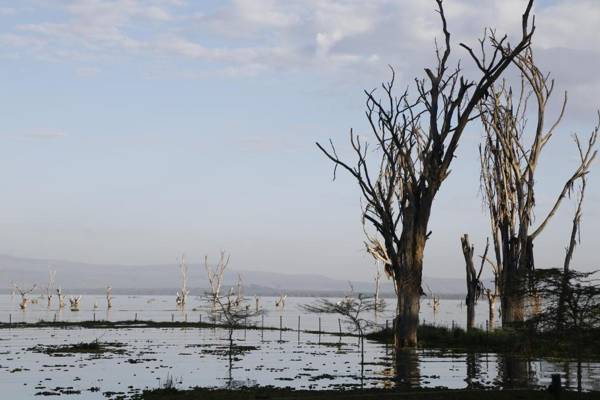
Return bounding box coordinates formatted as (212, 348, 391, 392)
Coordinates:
(0, 254, 471, 297)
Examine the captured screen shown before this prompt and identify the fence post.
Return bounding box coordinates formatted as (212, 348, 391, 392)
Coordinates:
(93, 312, 96, 322)
(9, 313, 11, 326)
(261, 314, 264, 330)
(279, 315, 283, 331)
(184, 313, 187, 323)
(171, 313, 174, 323)
(135, 312, 137, 322)
(199, 314, 202, 324)
(338, 318, 342, 336)
(318, 317, 321, 333)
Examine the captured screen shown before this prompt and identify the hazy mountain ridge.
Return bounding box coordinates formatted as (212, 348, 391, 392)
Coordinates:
(0, 254, 472, 296)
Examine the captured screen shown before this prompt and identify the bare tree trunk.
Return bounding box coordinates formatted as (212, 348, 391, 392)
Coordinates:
(486, 290, 497, 330)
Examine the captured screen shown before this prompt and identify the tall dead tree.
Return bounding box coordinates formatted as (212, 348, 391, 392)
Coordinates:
(14, 283, 37, 310)
(205, 251, 230, 308)
(44, 269, 56, 308)
(479, 49, 598, 325)
(176, 254, 189, 308)
(460, 234, 487, 331)
(106, 286, 113, 309)
(317, 0, 535, 348)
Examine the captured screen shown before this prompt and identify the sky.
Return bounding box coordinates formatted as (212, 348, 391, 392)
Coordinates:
(0, 0, 599, 282)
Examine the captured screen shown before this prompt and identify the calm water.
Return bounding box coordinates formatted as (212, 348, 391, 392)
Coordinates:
(1, 295, 599, 399)
(0, 294, 495, 331)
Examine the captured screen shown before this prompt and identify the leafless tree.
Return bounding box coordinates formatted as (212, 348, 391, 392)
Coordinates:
(44, 269, 56, 308)
(176, 254, 189, 308)
(106, 286, 113, 309)
(374, 266, 382, 313)
(275, 293, 287, 311)
(479, 243, 501, 330)
(317, 0, 535, 348)
(460, 234, 487, 331)
(69, 296, 81, 311)
(56, 287, 65, 310)
(205, 251, 230, 308)
(302, 287, 385, 382)
(479, 49, 598, 325)
(14, 283, 37, 310)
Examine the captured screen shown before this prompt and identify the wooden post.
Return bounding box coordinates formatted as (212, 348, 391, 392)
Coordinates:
(171, 313, 174, 322)
(53, 313, 56, 323)
(297, 315, 300, 332)
(9, 313, 11, 326)
(199, 314, 202, 324)
(385, 319, 389, 330)
(184, 313, 187, 322)
(279, 315, 283, 330)
(261, 314, 264, 330)
(135, 312, 137, 322)
(318, 317, 321, 333)
(93, 312, 96, 322)
(338, 318, 342, 336)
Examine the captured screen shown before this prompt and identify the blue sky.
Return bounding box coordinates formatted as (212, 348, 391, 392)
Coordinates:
(0, 0, 599, 281)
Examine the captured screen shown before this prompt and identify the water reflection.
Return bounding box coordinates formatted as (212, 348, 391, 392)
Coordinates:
(394, 349, 421, 387)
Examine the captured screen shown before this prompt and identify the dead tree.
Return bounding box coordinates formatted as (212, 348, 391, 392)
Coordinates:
(69, 296, 81, 311)
(480, 241, 501, 330)
(106, 286, 113, 309)
(460, 234, 487, 331)
(176, 254, 189, 308)
(374, 266, 382, 313)
(205, 251, 230, 308)
(275, 293, 287, 311)
(479, 49, 598, 326)
(14, 284, 37, 310)
(44, 270, 56, 308)
(317, 0, 535, 348)
(56, 287, 65, 309)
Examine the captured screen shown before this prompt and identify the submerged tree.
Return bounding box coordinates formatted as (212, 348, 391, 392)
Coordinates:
(176, 254, 189, 308)
(206, 277, 263, 388)
(301, 288, 385, 378)
(479, 49, 598, 325)
(44, 269, 56, 309)
(106, 286, 113, 309)
(14, 283, 37, 310)
(205, 251, 230, 308)
(317, 0, 535, 348)
(460, 234, 486, 331)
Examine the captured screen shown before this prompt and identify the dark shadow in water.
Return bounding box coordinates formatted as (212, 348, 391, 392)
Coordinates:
(393, 349, 420, 387)
(497, 353, 532, 389)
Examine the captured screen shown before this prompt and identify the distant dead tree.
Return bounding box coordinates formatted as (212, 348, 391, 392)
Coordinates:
(479, 240, 501, 330)
(460, 234, 487, 331)
(44, 270, 56, 308)
(69, 296, 81, 312)
(479, 49, 598, 326)
(175, 254, 189, 308)
(374, 266, 382, 313)
(425, 285, 440, 319)
(317, 0, 535, 348)
(205, 251, 230, 308)
(106, 286, 113, 309)
(14, 283, 37, 310)
(275, 293, 287, 311)
(56, 287, 65, 310)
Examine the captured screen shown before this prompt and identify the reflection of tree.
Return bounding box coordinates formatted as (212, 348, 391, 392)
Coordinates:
(301, 288, 384, 386)
(497, 354, 530, 389)
(206, 276, 262, 388)
(465, 352, 481, 389)
(394, 349, 420, 388)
